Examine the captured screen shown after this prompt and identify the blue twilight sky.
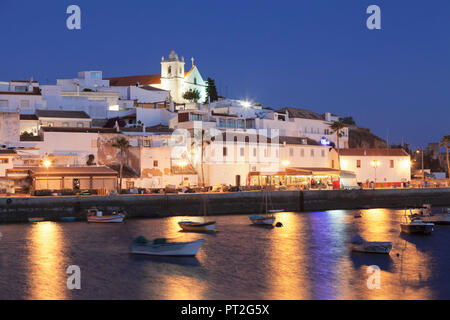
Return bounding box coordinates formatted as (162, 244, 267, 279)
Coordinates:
(0, 0, 449, 148)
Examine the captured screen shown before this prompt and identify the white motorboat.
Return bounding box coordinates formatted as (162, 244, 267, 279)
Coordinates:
(87, 208, 125, 223)
(130, 236, 204, 256)
(349, 234, 392, 254)
(412, 204, 450, 225)
(400, 209, 434, 234)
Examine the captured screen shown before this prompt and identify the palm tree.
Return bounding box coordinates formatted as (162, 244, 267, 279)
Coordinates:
(192, 129, 212, 187)
(440, 135, 450, 178)
(329, 121, 346, 169)
(112, 137, 130, 193)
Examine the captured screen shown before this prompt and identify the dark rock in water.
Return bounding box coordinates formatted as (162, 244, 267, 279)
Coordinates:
(276, 222, 283, 227)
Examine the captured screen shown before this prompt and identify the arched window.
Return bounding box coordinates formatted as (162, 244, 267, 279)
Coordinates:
(194, 77, 197, 85)
(168, 66, 172, 75)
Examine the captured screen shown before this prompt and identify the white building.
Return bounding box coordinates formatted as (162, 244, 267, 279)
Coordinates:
(106, 50, 207, 104)
(339, 148, 411, 188)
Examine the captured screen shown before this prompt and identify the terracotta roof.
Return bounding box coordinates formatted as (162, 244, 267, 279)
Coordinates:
(339, 148, 409, 157)
(30, 166, 118, 177)
(35, 110, 91, 119)
(278, 107, 325, 120)
(279, 136, 319, 146)
(41, 127, 118, 134)
(106, 74, 161, 87)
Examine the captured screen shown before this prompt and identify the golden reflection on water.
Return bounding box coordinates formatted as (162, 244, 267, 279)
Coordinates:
(354, 209, 433, 299)
(150, 217, 206, 300)
(265, 212, 310, 299)
(26, 222, 67, 300)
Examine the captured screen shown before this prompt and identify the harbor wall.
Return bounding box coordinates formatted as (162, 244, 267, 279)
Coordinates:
(0, 188, 449, 223)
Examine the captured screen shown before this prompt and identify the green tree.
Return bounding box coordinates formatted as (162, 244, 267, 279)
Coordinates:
(330, 121, 346, 168)
(183, 89, 201, 103)
(440, 135, 450, 177)
(112, 137, 130, 193)
(204, 78, 219, 103)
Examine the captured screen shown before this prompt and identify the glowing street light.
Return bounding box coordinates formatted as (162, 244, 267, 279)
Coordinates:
(281, 160, 290, 168)
(43, 159, 52, 190)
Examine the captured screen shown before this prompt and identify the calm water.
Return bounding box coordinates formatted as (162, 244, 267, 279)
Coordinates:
(0, 209, 450, 300)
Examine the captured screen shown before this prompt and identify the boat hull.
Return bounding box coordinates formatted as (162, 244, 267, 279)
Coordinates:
(421, 215, 450, 225)
(87, 214, 125, 223)
(131, 239, 204, 256)
(178, 221, 216, 232)
(350, 242, 392, 254)
(401, 223, 434, 234)
(249, 215, 275, 226)
(28, 218, 45, 223)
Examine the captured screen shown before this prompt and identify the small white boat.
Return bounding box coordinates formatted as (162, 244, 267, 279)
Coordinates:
(349, 235, 392, 254)
(249, 215, 276, 226)
(130, 236, 204, 256)
(178, 196, 216, 232)
(87, 208, 125, 223)
(412, 204, 450, 225)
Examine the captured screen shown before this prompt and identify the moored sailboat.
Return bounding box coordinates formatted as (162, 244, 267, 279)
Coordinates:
(178, 196, 216, 232)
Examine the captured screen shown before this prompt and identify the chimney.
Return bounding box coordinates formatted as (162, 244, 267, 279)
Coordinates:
(325, 112, 331, 122)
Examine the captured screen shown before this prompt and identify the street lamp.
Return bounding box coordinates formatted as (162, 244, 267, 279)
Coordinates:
(370, 160, 380, 189)
(43, 159, 52, 190)
(416, 149, 425, 187)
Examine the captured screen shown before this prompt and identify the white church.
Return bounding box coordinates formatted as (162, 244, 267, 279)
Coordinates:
(107, 50, 207, 104)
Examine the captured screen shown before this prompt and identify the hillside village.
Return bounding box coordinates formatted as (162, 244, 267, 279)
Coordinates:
(0, 50, 446, 196)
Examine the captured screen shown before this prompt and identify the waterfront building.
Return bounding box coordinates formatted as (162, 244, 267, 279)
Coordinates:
(339, 148, 411, 188)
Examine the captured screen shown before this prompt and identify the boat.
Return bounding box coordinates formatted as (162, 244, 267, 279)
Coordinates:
(249, 184, 280, 226)
(28, 217, 45, 223)
(354, 212, 362, 218)
(87, 208, 125, 223)
(349, 234, 392, 254)
(400, 209, 434, 235)
(412, 204, 450, 225)
(60, 217, 76, 222)
(130, 236, 204, 256)
(249, 215, 276, 225)
(178, 196, 216, 232)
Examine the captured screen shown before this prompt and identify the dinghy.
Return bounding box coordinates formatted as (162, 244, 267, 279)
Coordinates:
(249, 184, 280, 226)
(349, 234, 392, 254)
(178, 196, 216, 232)
(87, 208, 125, 223)
(130, 236, 204, 256)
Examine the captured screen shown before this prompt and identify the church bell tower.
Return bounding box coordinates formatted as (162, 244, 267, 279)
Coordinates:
(160, 49, 185, 103)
